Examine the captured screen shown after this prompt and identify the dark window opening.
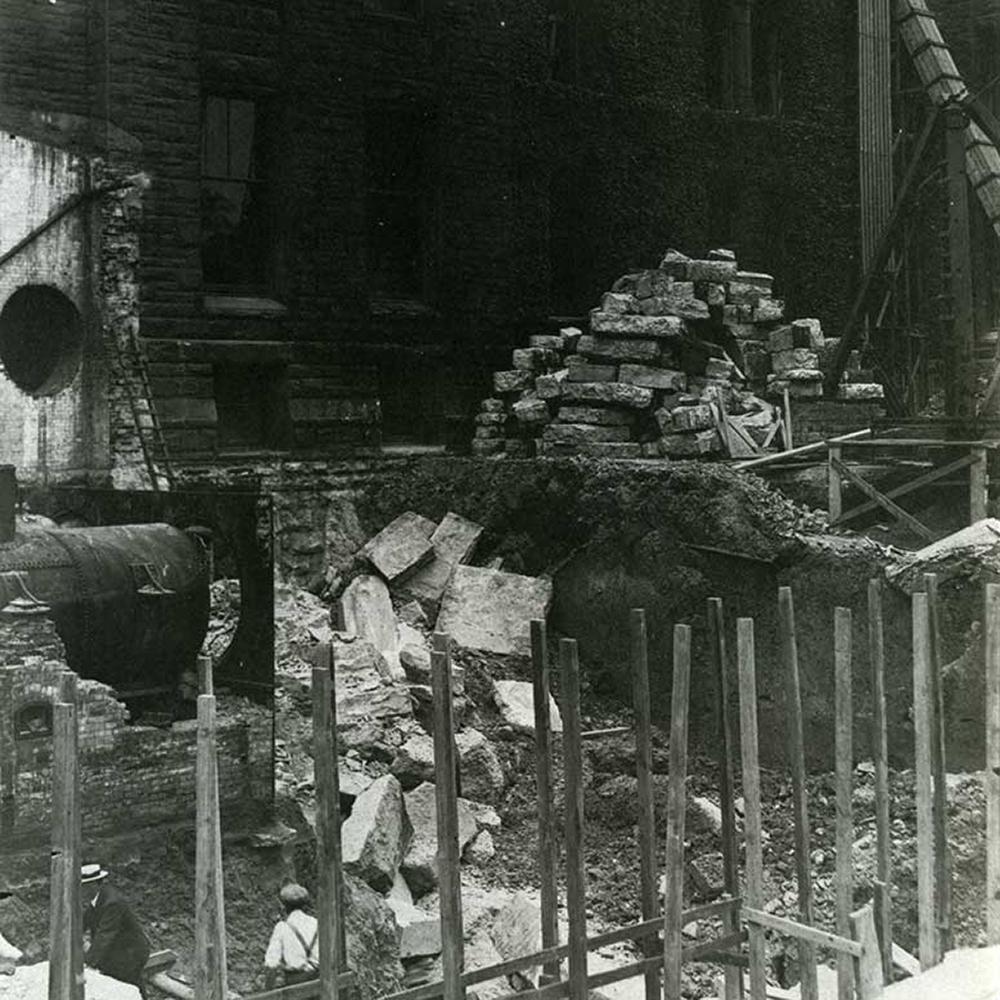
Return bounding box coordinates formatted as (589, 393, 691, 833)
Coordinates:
(201, 95, 272, 292)
(15, 703, 53, 740)
(379, 358, 445, 447)
(213, 363, 291, 452)
(365, 101, 433, 301)
(0, 285, 83, 396)
(364, 0, 421, 18)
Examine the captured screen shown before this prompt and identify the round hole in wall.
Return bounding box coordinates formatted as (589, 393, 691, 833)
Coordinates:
(0, 285, 84, 396)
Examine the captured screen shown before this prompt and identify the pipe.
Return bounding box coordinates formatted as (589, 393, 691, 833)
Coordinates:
(0, 466, 16, 543)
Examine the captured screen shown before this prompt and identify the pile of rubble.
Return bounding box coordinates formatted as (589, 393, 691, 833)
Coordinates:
(473, 247, 884, 460)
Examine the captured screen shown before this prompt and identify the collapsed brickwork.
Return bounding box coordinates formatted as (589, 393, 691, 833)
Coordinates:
(474, 249, 885, 460)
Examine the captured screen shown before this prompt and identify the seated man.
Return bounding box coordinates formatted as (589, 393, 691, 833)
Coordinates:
(81, 864, 151, 999)
(263, 883, 320, 989)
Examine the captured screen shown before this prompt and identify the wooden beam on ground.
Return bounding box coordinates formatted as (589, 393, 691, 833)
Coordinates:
(560, 638, 588, 1000)
(741, 909, 863, 958)
(830, 456, 934, 542)
(834, 607, 854, 1000)
(912, 593, 938, 970)
(195, 689, 229, 1000)
(777, 588, 818, 1000)
(868, 579, 893, 985)
(924, 574, 952, 955)
(738, 618, 767, 1000)
(432, 634, 465, 1000)
(986, 584, 1000, 945)
(849, 903, 884, 1000)
(531, 620, 560, 985)
(313, 651, 345, 1000)
(733, 428, 872, 472)
(708, 598, 742, 1000)
(48, 700, 77, 1000)
(630, 609, 661, 1000)
(663, 624, 692, 1000)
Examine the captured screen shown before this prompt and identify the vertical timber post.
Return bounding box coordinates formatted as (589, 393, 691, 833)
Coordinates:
(835, 608, 854, 1000)
(708, 598, 742, 1000)
(48, 699, 78, 1000)
(663, 625, 692, 1000)
(913, 593, 937, 969)
(737, 618, 767, 1000)
(630, 609, 660, 1000)
(985, 584, 1000, 944)
(829, 444, 843, 521)
(531, 620, 560, 985)
(432, 633, 464, 1000)
(60, 672, 83, 1000)
(970, 447, 989, 524)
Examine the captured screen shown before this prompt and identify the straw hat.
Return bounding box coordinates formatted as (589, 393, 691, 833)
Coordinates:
(80, 864, 108, 884)
(279, 883, 310, 907)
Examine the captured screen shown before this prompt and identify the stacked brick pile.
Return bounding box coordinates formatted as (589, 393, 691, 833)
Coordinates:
(472, 248, 884, 460)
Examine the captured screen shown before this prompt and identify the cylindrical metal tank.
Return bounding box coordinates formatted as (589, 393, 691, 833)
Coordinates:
(0, 523, 209, 692)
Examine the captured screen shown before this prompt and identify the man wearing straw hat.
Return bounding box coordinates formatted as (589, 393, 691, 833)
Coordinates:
(80, 863, 151, 999)
(263, 883, 320, 989)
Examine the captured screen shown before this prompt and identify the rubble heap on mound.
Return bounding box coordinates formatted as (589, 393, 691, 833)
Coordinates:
(473, 247, 884, 460)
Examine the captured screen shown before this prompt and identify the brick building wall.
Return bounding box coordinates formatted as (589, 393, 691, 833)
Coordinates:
(0, 0, 871, 468)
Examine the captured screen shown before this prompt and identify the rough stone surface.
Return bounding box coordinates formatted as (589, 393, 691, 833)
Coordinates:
(386, 885, 443, 960)
(658, 248, 691, 277)
(589, 312, 685, 339)
(687, 259, 737, 283)
(362, 512, 436, 584)
(492, 679, 563, 735)
(559, 327, 583, 351)
(493, 370, 534, 394)
(436, 566, 553, 657)
(672, 404, 714, 432)
(560, 382, 654, 409)
(341, 774, 408, 893)
(456, 728, 506, 803)
(535, 371, 567, 399)
(463, 829, 496, 865)
(772, 348, 819, 376)
(577, 334, 661, 363)
(753, 297, 785, 323)
(617, 363, 686, 391)
(542, 423, 631, 445)
(512, 396, 550, 425)
(659, 430, 721, 457)
(341, 574, 402, 680)
(399, 512, 484, 608)
(792, 317, 825, 348)
(556, 406, 633, 426)
(566, 357, 618, 382)
(490, 893, 543, 987)
(401, 782, 478, 897)
(837, 383, 884, 401)
(391, 733, 437, 790)
(768, 326, 795, 353)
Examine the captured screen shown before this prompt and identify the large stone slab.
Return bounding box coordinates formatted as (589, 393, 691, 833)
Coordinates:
(399, 512, 485, 608)
(391, 732, 437, 790)
(576, 334, 660, 363)
(456, 728, 506, 803)
(341, 774, 409, 893)
(401, 782, 478, 897)
(386, 870, 443, 960)
(436, 566, 553, 657)
(492, 679, 562, 735)
(491, 893, 543, 988)
(560, 381, 654, 409)
(771, 348, 819, 376)
(362, 512, 435, 584)
(341, 574, 403, 680)
(618, 363, 686, 391)
(589, 312, 685, 339)
(493, 370, 534, 394)
(556, 406, 633, 426)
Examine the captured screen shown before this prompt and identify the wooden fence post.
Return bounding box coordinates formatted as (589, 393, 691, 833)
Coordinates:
(560, 638, 588, 1000)
(778, 587, 818, 1000)
(835, 607, 854, 1000)
(737, 618, 767, 1000)
(985, 584, 1000, 944)
(432, 633, 464, 1000)
(663, 625, 692, 1000)
(631, 609, 661, 1000)
(48, 699, 78, 1000)
(708, 598, 742, 1000)
(970, 447, 989, 523)
(59, 672, 83, 1000)
(829, 445, 843, 521)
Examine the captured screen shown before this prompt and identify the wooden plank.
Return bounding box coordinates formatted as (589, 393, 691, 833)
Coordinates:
(849, 903, 884, 1000)
(872, 883, 890, 987)
(144, 950, 179, 975)
(630, 609, 661, 1000)
(828, 445, 843, 521)
(48, 701, 76, 1000)
(432, 635, 465, 1000)
(986, 583, 1000, 945)
(531, 620, 560, 984)
(834, 452, 977, 525)
(580, 726, 632, 740)
(924, 573, 952, 956)
(195, 693, 229, 1000)
(868, 579, 893, 984)
(732, 429, 871, 472)
(970, 447, 989, 523)
(834, 607, 854, 1000)
(890, 943, 921, 978)
(738, 618, 767, 1000)
(912, 593, 938, 969)
(830, 457, 934, 541)
(783, 389, 794, 451)
(560, 638, 588, 1000)
(777, 587, 818, 1000)
(198, 654, 214, 696)
(663, 624, 692, 1000)
(741, 909, 863, 958)
(59, 673, 83, 1000)
(243, 970, 356, 1000)
(708, 598, 742, 1000)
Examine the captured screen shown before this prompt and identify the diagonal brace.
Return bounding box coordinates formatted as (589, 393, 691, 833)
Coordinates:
(831, 457, 935, 540)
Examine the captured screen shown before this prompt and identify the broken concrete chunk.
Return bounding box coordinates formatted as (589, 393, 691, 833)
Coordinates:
(753, 298, 785, 324)
(391, 733, 437, 790)
(341, 574, 403, 681)
(436, 566, 553, 657)
(734, 270, 773, 291)
(341, 774, 408, 893)
(480, 398, 505, 414)
(529, 334, 564, 350)
(456, 728, 506, 803)
(618, 363, 686, 391)
(362, 512, 436, 585)
(492, 679, 562, 735)
(386, 878, 444, 960)
(398, 601, 428, 627)
(560, 381, 654, 409)
(636, 295, 710, 321)
(401, 782, 478, 897)
(708, 248, 737, 262)
(706, 283, 727, 308)
(512, 347, 555, 371)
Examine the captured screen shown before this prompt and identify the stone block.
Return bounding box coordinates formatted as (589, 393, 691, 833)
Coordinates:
(341, 574, 402, 680)
(543, 423, 631, 444)
(659, 248, 691, 278)
(559, 327, 583, 352)
(659, 430, 722, 457)
(512, 396, 550, 425)
(529, 334, 564, 350)
(589, 312, 685, 339)
(837, 383, 884, 401)
(464, 829, 496, 866)
(437, 566, 552, 657)
(471, 439, 504, 457)
(706, 283, 726, 308)
(402, 782, 478, 897)
(735, 271, 774, 291)
(493, 679, 562, 735)
(726, 322, 766, 341)
(474, 425, 504, 440)
(557, 406, 633, 426)
(687, 259, 738, 283)
(391, 733, 436, 790)
(574, 441, 642, 459)
(792, 317, 824, 348)
(480, 398, 505, 414)
(727, 281, 762, 307)
(636, 295, 709, 321)
(456, 728, 506, 803)
(341, 774, 408, 893)
(560, 381, 654, 409)
(707, 248, 737, 262)
(753, 297, 785, 323)
(705, 358, 737, 380)
(618, 364, 686, 392)
(492, 893, 543, 985)
(601, 292, 635, 314)
(387, 885, 443, 960)
(771, 348, 819, 376)
(672, 405, 714, 432)
(362, 512, 436, 584)
(768, 325, 795, 353)
(742, 342, 772, 380)
(566, 356, 617, 382)
(511, 348, 546, 371)
(493, 370, 534, 394)
(398, 512, 484, 607)
(503, 438, 535, 458)
(784, 368, 824, 382)
(475, 411, 506, 426)
(535, 370, 567, 399)
(577, 334, 660, 363)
